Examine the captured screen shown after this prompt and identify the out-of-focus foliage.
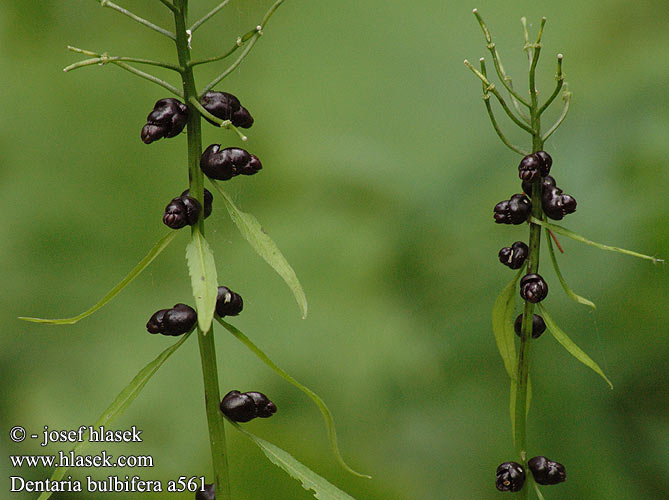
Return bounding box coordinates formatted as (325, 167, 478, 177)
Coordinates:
(1, 1, 667, 499)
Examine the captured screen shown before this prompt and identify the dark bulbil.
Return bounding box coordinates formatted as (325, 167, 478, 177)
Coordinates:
(200, 91, 254, 128)
(200, 145, 262, 180)
(519, 273, 549, 303)
(542, 185, 577, 221)
(146, 303, 197, 336)
(518, 151, 552, 182)
(494, 194, 531, 225)
(215, 286, 243, 317)
(528, 456, 566, 485)
(195, 483, 215, 500)
(141, 98, 189, 144)
(245, 392, 278, 418)
(163, 196, 201, 229)
(498, 241, 529, 269)
(495, 461, 526, 492)
(220, 390, 277, 423)
(521, 174, 556, 197)
(163, 189, 214, 229)
(514, 313, 547, 339)
(146, 309, 168, 334)
(181, 188, 214, 218)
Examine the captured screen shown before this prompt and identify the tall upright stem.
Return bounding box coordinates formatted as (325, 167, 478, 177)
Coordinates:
(513, 42, 545, 499)
(173, 1, 231, 498)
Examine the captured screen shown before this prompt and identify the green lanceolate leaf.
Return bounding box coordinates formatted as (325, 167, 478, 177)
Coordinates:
(530, 217, 663, 264)
(37, 334, 190, 500)
(185, 228, 218, 333)
(230, 422, 360, 500)
(538, 305, 613, 389)
(492, 269, 524, 379)
(533, 481, 547, 500)
(20, 231, 178, 325)
(545, 228, 596, 310)
(217, 318, 370, 479)
(210, 181, 308, 319)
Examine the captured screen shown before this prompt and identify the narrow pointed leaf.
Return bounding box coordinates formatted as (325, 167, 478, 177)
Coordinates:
(230, 422, 360, 500)
(20, 231, 178, 325)
(217, 318, 369, 478)
(530, 217, 662, 263)
(539, 305, 613, 389)
(533, 481, 547, 500)
(185, 228, 218, 333)
(37, 334, 190, 500)
(210, 181, 308, 319)
(492, 270, 523, 379)
(545, 228, 596, 310)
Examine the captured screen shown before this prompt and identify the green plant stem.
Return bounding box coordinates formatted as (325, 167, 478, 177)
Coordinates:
(513, 37, 547, 500)
(159, 0, 178, 14)
(463, 60, 534, 134)
(200, 0, 285, 96)
(479, 58, 529, 155)
(173, 1, 231, 497)
(537, 54, 564, 117)
(189, 26, 259, 67)
(96, 0, 176, 39)
(189, 0, 233, 33)
(473, 9, 530, 109)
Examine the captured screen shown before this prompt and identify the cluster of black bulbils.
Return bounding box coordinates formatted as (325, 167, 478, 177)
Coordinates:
(496, 456, 566, 492)
(493, 151, 577, 226)
(146, 285, 243, 336)
(140, 91, 263, 230)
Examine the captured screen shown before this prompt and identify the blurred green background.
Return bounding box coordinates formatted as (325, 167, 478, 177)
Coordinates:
(1, 0, 667, 499)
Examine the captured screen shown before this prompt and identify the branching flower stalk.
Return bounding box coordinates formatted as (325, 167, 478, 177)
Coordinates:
(22, 1, 366, 499)
(465, 9, 661, 498)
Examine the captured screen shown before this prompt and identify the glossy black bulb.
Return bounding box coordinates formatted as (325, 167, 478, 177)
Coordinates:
(200, 145, 262, 180)
(514, 313, 547, 339)
(496, 461, 525, 492)
(528, 456, 566, 485)
(200, 91, 254, 128)
(219, 390, 257, 422)
(141, 98, 189, 144)
(162, 303, 197, 336)
(146, 309, 168, 334)
(181, 188, 213, 219)
(494, 194, 531, 225)
(245, 391, 278, 418)
(498, 241, 529, 269)
(215, 286, 244, 317)
(519, 273, 549, 303)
